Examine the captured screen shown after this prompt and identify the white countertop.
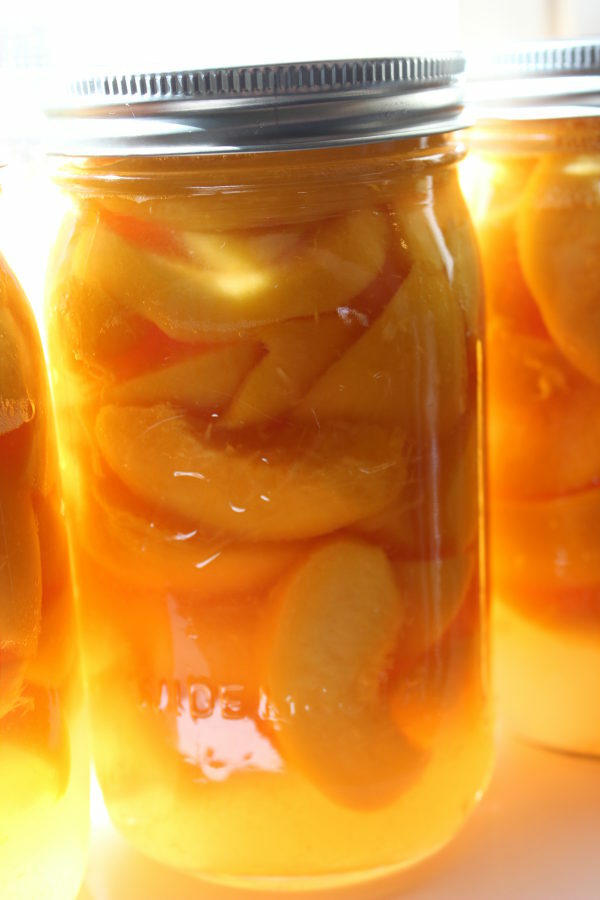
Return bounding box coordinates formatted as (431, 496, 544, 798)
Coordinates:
(78, 727, 600, 899)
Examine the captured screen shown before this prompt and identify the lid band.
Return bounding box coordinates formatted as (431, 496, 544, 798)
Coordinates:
(46, 55, 466, 156)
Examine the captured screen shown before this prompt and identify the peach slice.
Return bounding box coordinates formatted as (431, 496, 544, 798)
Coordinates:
(0, 485, 42, 657)
(26, 493, 76, 689)
(268, 539, 423, 808)
(0, 306, 35, 437)
(517, 154, 600, 383)
(393, 552, 476, 663)
(488, 325, 600, 497)
(106, 342, 262, 411)
(80, 480, 304, 595)
(95, 404, 406, 541)
(0, 685, 71, 810)
(0, 651, 26, 719)
(47, 273, 148, 373)
(351, 414, 478, 558)
(432, 171, 484, 335)
(294, 261, 468, 435)
(222, 315, 364, 427)
(491, 487, 600, 591)
(72, 209, 389, 340)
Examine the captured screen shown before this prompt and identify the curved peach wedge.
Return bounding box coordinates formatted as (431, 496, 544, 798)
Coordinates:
(222, 315, 363, 427)
(106, 342, 262, 410)
(294, 262, 468, 435)
(268, 539, 423, 809)
(517, 154, 600, 384)
(492, 486, 600, 591)
(0, 485, 42, 657)
(393, 552, 475, 663)
(0, 306, 34, 437)
(71, 209, 389, 340)
(95, 404, 406, 541)
(352, 415, 478, 558)
(81, 482, 304, 595)
(488, 325, 600, 497)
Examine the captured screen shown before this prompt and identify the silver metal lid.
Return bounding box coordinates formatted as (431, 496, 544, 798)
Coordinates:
(468, 39, 600, 120)
(45, 55, 466, 156)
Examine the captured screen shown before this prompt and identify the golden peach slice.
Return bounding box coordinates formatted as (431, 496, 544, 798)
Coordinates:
(432, 170, 484, 335)
(73, 210, 388, 341)
(0, 684, 71, 812)
(517, 154, 600, 383)
(223, 315, 364, 427)
(393, 552, 476, 662)
(95, 404, 406, 541)
(268, 539, 424, 808)
(0, 651, 26, 719)
(491, 487, 600, 591)
(0, 485, 42, 657)
(488, 324, 600, 497)
(0, 307, 35, 437)
(106, 342, 262, 411)
(25, 493, 76, 689)
(81, 479, 304, 595)
(47, 274, 147, 373)
(294, 262, 468, 435)
(351, 414, 478, 558)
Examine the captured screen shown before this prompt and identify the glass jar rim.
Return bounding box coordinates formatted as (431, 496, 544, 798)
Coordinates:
(467, 39, 600, 121)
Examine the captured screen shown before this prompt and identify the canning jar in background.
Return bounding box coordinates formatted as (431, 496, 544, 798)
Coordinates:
(0, 176, 88, 897)
(44, 56, 491, 888)
(467, 40, 600, 756)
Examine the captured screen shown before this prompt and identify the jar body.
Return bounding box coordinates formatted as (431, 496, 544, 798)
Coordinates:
(467, 118, 600, 755)
(46, 138, 490, 886)
(0, 255, 88, 898)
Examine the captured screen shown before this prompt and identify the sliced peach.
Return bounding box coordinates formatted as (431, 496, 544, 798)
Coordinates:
(464, 154, 537, 226)
(72, 209, 389, 340)
(0, 651, 26, 719)
(106, 342, 262, 410)
(0, 306, 35, 437)
(491, 487, 600, 591)
(294, 261, 468, 435)
(80, 479, 304, 595)
(267, 539, 424, 808)
(393, 552, 476, 663)
(222, 315, 364, 427)
(0, 485, 42, 656)
(495, 584, 600, 634)
(26, 493, 76, 689)
(391, 574, 483, 748)
(47, 274, 148, 373)
(95, 404, 406, 541)
(517, 154, 600, 383)
(432, 170, 484, 335)
(351, 414, 478, 558)
(488, 325, 600, 497)
(0, 684, 71, 807)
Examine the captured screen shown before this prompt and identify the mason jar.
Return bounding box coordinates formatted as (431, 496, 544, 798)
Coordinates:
(467, 40, 600, 756)
(44, 55, 491, 888)
(0, 177, 88, 898)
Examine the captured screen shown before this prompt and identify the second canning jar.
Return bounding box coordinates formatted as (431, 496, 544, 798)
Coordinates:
(468, 40, 600, 756)
(45, 56, 491, 887)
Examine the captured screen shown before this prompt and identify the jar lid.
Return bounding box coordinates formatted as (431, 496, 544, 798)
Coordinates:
(45, 55, 466, 156)
(468, 39, 600, 120)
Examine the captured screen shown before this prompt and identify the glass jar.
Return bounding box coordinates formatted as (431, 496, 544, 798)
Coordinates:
(0, 189, 88, 896)
(467, 40, 600, 756)
(45, 56, 491, 887)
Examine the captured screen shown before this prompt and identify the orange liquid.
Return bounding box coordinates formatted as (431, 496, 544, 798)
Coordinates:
(0, 255, 88, 898)
(47, 140, 491, 886)
(468, 120, 600, 755)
